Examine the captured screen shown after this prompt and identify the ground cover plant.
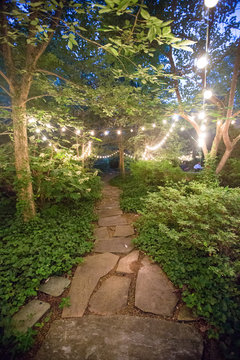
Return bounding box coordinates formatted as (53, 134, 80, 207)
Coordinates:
(0, 170, 101, 358)
(132, 180, 240, 359)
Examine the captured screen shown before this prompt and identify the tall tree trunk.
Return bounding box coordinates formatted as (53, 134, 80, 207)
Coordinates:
(12, 98, 36, 220)
(216, 147, 232, 174)
(118, 132, 125, 176)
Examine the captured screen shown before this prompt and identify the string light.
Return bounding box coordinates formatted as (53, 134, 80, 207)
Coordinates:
(141, 126, 145, 131)
(42, 135, 47, 141)
(200, 124, 207, 131)
(203, 89, 213, 100)
(104, 130, 109, 135)
(180, 126, 185, 131)
(231, 120, 236, 125)
(204, 0, 219, 8)
(76, 129, 81, 135)
(90, 130, 95, 136)
(173, 114, 179, 121)
(28, 116, 36, 124)
(117, 130, 121, 135)
(196, 55, 208, 69)
(198, 111, 205, 120)
(130, 129, 133, 132)
(36, 128, 40, 133)
(61, 127, 66, 132)
(96, 150, 119, 159)
(46, 123, 51, 129)
(163, 119, 167, 124)
(152, 123, 156, 128)
(49, 142, 52, 146)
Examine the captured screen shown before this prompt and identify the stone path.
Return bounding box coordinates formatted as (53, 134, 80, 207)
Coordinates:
(23, 179, 202, 359)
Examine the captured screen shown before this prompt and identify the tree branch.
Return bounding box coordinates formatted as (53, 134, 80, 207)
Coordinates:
(23, 94, 52, 104)
(0, 84, 11, 97)
(232, 109, 240, 118)
(36, 69, 75, 84)
(0, 105, 11, 109)
(0, 70, 12, 88)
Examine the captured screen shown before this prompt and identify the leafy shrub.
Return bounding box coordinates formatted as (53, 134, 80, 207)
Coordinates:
(134, 182, 240, 358)
(31, 149, 101, 205)
(219, 158, 240, 188)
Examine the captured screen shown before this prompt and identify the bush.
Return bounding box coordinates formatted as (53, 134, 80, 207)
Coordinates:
(220, 158, 240, 188)
(134, 181, 240, 358)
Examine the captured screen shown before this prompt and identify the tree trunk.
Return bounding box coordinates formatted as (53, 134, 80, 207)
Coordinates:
(216, 148, 232, 174)
(119, 145, 125, 176)
(12, 98, 36, 221)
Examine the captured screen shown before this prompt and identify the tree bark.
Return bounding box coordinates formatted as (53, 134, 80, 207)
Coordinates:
(216, 148, 232, 174)
(118, 132, 125, 177)
(12, 98, 36, 220)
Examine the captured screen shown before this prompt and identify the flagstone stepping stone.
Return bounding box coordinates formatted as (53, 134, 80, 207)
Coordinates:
(98, 215, 127, 227)
(12, 300, 50, 333)
(39, 276, 70, 297)
(89, 276, 131, 315)
(116, 250, 139, 274)
(94, 227, 110, 240)
(96, 209, 123, 217)
(62, 253, 119, 318)
(35, 316, 203, 360)
(97, 202, 120, 210)
(135, 257, 178, 316)
(178, 305, 198, 321)
(113, 225, 134, 237)
(94, 237, 134, 254)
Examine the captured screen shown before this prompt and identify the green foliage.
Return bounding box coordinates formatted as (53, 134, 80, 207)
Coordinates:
(219, 158, 240, 188)
(59, 297, 71, 309)
(134, 181, 240, 359)
(31, 148, 101, 205)
(111, 160, 196, 212)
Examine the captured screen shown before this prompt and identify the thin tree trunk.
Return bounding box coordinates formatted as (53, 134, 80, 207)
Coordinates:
(118, 132, 125, 176)
(216, 148, 232, 174)
(12, 99, 36, 220)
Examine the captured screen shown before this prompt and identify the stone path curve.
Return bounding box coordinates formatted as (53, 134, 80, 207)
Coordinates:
(35, 179, 203, 360)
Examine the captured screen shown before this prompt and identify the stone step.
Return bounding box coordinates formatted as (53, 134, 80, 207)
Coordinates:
(94, 226, 110, 240)
(116, 250, 139, 274)
(135, 257, 179, 316)
(62, 253, 119, 318)
(98, 215, 128, 227)
(89, 276, 131, 315)
(35, 316, 203, 360)
(94, 237, 134, 254)
(113, 225, 134, 237)
(39, 276, 70, 297)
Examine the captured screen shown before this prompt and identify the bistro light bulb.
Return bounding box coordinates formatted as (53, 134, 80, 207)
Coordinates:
(163, 119, 167, 124)
(204, 89, 213, 100)
(46, 123, 51, 128)
(141, 126, 145, 131)
(36, 128, 40, 133)
(196, 55, 208, 69)
(104, 130, 109, 135)
(28, 116, 36, 123)
(130, 129, 133, 132)
(198, 111, 205, 120)
(90, 130, 94, 136)
(180, 126, 185, 131)
(152, 123, 156, 128)
(231, 120, 236, 125)
(42, 136, 47, 141)
(200, 124, 206, 131)
(204, 0, 219, 8)
(76, 129, 81, 135)
(117, 130, 121, 135)
(61, 127, 66, 132)
(173, 114, 179, 121)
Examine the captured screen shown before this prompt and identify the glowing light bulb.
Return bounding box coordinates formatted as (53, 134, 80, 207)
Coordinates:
(130, 129, 133, 132)
(217, 121, 221, 125)
(163, 119, 167, 124)
(173, 114, 179, 121)
(104, 130, 109, 136)
(117, 130, 121, 135)
(172, 123, 176, 128)
(36, 128, 40, 133)
(152, 123, 156, 128)
(204, 0, 219, 8)
(46, 123, 51, 128)
(231, 120, 236, 125)
(198, 111, 205, 120)
(61, 127, 66, 132)
(200, 124, 206, 131)
(42, 136, 47, 141)
(196, 55, 208, 69)
(180, 126, 185, 131)
(28, 116, 36, 124)
(204, 89, 213, 99)
(141, 126, 145, 131)
(49, 142, 52, 146)
(199, 132, 206, 139)
(76, 129, 81, 135)
(90, 130, 94, 136)
(198, 138, 204, 147)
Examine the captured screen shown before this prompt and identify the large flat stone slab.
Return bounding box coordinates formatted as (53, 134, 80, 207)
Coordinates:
(89, 276, 131, 315)
(113, 225, 134, 237)
(94, 238, 134, 254)
(97, 201, 120, 210)
(98, 215, 128, 227)
(39, 276, 70, 297)
(94, 227, 110, 240)
(12, 300, 50, 333)
(62, 253, 119, 318)
(35, 316, 203, 360)
(135, 257, 178, 316)
(116, 251, 139, 274)
(96, 209, 123, 217)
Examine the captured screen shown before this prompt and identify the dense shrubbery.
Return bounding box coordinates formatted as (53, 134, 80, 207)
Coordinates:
(133, 182, 240, 358)
(111, 160, 196, 212)
(219, 158, 240, 188)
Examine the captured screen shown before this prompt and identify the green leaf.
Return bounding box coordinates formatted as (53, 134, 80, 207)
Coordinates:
(99, 8, 112, 14)
(109, 47, 118, 56)
(68, 40, 73, 50)
(160, 20, 173, 27)
(162, 26, 171, 35)
(141, 8, 150, 20)
(117, 0, 129, 11)
(31, 2, 43, 7)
